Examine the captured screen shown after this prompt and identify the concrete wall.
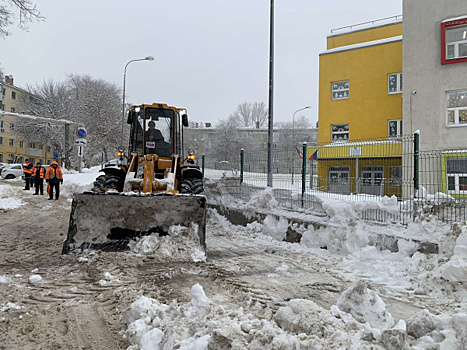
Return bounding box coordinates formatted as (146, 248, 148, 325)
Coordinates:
(403, 0, 467, 151)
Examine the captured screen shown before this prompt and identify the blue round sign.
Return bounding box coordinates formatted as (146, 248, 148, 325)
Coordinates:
(76, 127, 87, 138)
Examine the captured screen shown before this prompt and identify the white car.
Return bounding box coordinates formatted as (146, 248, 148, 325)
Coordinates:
(0, 164, 23, 179)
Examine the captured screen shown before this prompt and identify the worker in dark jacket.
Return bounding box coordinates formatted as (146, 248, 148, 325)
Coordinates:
(32, 162, 46, 195)
(45, 161, 63, 200)
(23, 159, 34, 190)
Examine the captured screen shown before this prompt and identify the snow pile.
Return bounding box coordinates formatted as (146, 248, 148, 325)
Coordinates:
(438, 223, 467, 282)
(245, 188, 278, 210)
(28, 275, 42, 284)
(123, 282, 438, 349)
(61, 172, 99, 198)
(0, 184, 25, 210)
(129, 224, 206, 262)
(99, 272, 121, 286)
(0, 302, 24, 313)
(262, 215, 289, 241)
(0, 275, 9, 283)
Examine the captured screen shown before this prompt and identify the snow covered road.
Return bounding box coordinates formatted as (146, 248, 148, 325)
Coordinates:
(0, 176, 466, 349)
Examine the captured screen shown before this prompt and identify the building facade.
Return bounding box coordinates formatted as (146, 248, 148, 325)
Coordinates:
(317, 17, 403, 196)
(0, 75, 53, 164)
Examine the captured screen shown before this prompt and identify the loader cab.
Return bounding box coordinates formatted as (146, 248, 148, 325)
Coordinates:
(128, 104, 182, 158)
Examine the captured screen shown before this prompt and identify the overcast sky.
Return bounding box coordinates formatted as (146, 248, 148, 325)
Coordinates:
(1, 0, 401, 126)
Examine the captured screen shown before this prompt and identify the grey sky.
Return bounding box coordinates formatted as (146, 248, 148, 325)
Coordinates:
(1, 0, 401, 126)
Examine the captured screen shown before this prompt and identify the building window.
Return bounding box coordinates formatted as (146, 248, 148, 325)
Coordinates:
(390, 166, 402, 186)
(0, 137, 3, 145)
(0, 121, 4, 132)
(447, 90, 467, 126)
(11, 91, 16, 100)
(47, 146, 51, 152)
(447, 157, 467, 195)
(9, 139, 14, 147)
(441, 17, 467, 65)
(20, 141, 24, 148)
(10, 123, 14, 131)
(331, 124, 349, 142)
(17, 157, 23, 163)
(388, 73, 402, 94)
(0, 154, 3, 162)
(332, 81, 349, 100)
(28, 142, 35, 149)
(388, 119, 402, 138)
(11, 107, 15, 113)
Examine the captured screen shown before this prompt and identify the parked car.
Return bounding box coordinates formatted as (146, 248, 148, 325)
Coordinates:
(0, 164, 23, 179)
(0, 163, 7, 172)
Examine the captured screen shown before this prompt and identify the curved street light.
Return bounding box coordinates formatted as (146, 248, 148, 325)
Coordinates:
(292, 106, 312, 185)
(121, 56, 155, 147)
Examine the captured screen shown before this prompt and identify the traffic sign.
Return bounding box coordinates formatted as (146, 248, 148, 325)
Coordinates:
(53, 152, 59, 160)
(75, 139, 87, 145)
(78, 146, 83, 157)
(76, 127, 87, 138)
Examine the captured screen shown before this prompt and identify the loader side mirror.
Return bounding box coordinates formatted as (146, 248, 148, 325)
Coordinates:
(182, 114, 189, 127)
(127, 111, 134, 124)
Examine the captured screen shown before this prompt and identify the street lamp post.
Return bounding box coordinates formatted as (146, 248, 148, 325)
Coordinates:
(292, 106, 311, 186)
(121, 56, 154, 147)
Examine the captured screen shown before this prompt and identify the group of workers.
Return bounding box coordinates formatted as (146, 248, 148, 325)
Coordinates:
(23, 159, 63, 200)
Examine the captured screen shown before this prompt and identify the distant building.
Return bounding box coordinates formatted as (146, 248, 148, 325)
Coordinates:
(0, 75, 54, 164)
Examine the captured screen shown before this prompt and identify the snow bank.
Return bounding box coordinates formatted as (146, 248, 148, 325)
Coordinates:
(129, 224, 206, 262)
(0, 184, 25, 210)
(61, 172, 99, 198)
(439, 224, 467, 282)
(124, 281, 449, 349)
(0, 275, 9, 283)
(28, 275, 42, 284)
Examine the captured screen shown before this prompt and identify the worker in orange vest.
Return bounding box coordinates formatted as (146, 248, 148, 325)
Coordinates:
(45, 161, 63, 200)
(32, 162, 46, 196)
(23, 159, 34, 190)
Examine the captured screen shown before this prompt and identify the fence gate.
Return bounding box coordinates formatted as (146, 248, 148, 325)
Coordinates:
(329, 166, 350, 194)
(361, 166, 384, 196)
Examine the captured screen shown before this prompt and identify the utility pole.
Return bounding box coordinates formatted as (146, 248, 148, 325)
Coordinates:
(267, 0, 274, 187)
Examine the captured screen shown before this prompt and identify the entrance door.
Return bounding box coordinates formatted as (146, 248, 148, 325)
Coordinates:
(361, 166, 384, 196)
(328, 166, 350, 194)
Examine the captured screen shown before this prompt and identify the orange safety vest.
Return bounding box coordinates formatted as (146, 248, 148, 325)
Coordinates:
(33, 166, 46, 179)
(23, 162, 33, 175)
(45, 163, 63, 181)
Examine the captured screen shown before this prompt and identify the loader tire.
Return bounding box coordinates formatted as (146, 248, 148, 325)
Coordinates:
(92, 174, 120, 193)
(180, 178, 204, 194)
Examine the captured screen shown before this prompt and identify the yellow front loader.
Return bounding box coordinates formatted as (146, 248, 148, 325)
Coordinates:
(62, 103, 206, 254)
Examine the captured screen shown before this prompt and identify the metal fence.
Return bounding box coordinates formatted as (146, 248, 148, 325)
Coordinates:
(201, 133, 467, 226)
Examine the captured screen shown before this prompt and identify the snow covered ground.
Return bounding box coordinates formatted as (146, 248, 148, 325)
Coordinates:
(0, 170, 466, 349)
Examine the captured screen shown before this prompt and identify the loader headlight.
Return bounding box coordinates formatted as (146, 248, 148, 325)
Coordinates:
(188, 149, 195, 155)
(117, 152, 123, 157)
(189, 154, 195, 160)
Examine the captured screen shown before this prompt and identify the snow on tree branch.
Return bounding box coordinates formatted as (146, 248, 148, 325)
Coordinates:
(0, 0, 44, 38)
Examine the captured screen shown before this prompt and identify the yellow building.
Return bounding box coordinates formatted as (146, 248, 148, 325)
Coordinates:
(0, 75, 54, 164)
(317, 17, 403, 196)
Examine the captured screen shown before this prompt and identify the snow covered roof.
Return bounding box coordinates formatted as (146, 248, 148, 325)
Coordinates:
(442, 15, 467, 23)
(0, 111, 77, 125)
(321, 139, 402, 148)
(328, 15, 402, 38)
(320, 35, 402, 56)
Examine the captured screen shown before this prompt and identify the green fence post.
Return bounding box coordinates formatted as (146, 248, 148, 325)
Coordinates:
(201, 154, 205, 175)
(414, 131, 419, 197)
(240, 149, 244, 183)
(302, 142, 307, 207)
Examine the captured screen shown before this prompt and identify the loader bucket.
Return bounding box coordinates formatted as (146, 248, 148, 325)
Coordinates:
(62, 193, 206, 254)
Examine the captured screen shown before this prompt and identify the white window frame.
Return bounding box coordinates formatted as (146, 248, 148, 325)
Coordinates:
(388, 73, 402, 94)
(446, 25, 467, 60)
(388, 119, 402, 138)
(11, 91, 16, 100)
(10, 123, 14, 131)
(331, 123, 349, 143)
(19, 141, 24, 148)
(446, 90, 467, 127)
(331, 81, 349, 100)
(0, 120, 4, 133)
(447, 174, 467, 195)
(8, 138, 14, 147)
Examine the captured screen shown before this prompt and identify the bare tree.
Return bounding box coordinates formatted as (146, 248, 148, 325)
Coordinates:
(225, 101, 268, 128)
(17, 74, 122, 167)
(0, 0, 44, 38)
